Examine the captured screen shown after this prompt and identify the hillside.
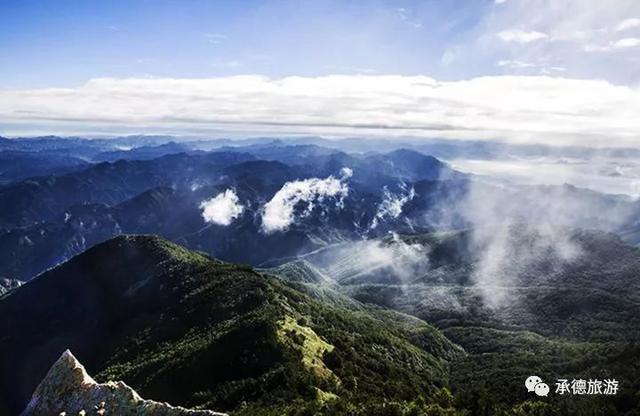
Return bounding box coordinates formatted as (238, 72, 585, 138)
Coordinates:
(299, 227, 640, 341)
(272, 228, 640, 414)
(0, 235, 461, 415)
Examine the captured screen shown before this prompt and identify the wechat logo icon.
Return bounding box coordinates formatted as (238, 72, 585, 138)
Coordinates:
(526, 375, 550, 397)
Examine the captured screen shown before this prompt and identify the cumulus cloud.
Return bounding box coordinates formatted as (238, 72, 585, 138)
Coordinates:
(2, 75, 640, 147)
(200, 189, 244, 225)
(497, 29, 548, 43)
(262, 168, 352, 233)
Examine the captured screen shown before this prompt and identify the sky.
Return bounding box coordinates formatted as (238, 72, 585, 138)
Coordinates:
(1, 0, 640, 147)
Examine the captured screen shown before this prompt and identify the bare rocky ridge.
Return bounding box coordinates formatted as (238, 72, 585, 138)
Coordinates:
(0, 278, 22, 296)
(21, 350, 227, 416)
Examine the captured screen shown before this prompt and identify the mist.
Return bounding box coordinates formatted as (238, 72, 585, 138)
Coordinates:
(453, 165, 638, 307)
(304, 232, 429, 285)
(370, 184, 416, 230)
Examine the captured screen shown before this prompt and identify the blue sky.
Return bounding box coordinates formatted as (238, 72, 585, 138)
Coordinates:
(0, 0, 639, 145)
(0, 0, 494, 87)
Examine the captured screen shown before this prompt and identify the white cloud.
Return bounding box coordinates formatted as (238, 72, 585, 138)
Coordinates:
(497, 60, 567, 75)
(395, 7, 423, 29)
(614, 37, 640, 48)
(584, 37, 640, 52)
(200, 189, 244, 225)
(319, 233, 429, 283)
(455, 0, 640, 84)
(616, 18, 640, 32)
(261, 169, 351, 233)
(497, 59, 536, 69)
(203, 33, 228, 44)
(370, 185, 416, 229)
(497, 30, 548, 43)
(2, 75, 640, 147)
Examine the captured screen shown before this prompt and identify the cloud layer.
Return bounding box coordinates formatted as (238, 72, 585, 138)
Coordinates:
(200, 189, 244, 226)
(1, 74, 639, 147)
(262, 168, 352, 233)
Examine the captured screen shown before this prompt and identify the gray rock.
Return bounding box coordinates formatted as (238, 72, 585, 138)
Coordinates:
(0, 278, 23, 295)
(21, 350, 227, 416)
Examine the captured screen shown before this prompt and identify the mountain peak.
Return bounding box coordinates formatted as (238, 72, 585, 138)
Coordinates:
(0, 278, 23, 295)
(21, 350, 226, 416)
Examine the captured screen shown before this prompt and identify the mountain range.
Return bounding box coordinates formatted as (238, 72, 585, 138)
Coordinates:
(1, 137, 636, 282)
(1, 136, 640, 415)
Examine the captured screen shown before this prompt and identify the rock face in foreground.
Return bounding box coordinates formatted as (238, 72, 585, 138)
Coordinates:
(0, 278, 22, 295)
(21, 350, 227, 416)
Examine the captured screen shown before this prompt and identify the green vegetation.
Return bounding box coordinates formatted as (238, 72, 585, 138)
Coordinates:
(0, 236, 458, 415)
(277, 315, 336, 380)
(2, 234, 640, 415)
(277, 229, 640, 415)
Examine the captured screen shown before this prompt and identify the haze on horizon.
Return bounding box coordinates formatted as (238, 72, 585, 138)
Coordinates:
(0, 0, 639, 149)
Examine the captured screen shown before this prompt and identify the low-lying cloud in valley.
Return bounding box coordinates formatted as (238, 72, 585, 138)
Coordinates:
(262, 168, 352, 233)
(310, 233, 429, 285)
(200, 189, 245, 226)
(370, 184, 416, 230)
(457, 178, 634, 307)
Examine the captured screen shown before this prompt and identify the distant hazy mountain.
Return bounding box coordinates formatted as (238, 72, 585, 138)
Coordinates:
(0, 151, 91, 186)
(0, 151, 256, 230)
(2, 142, 637, 282)
(92, 141, 195, 162)
(0, 146, 462, 280)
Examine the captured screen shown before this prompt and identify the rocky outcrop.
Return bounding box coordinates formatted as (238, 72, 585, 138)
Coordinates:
(0, 278, 23, 295)
(21, 350, 227, 416)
